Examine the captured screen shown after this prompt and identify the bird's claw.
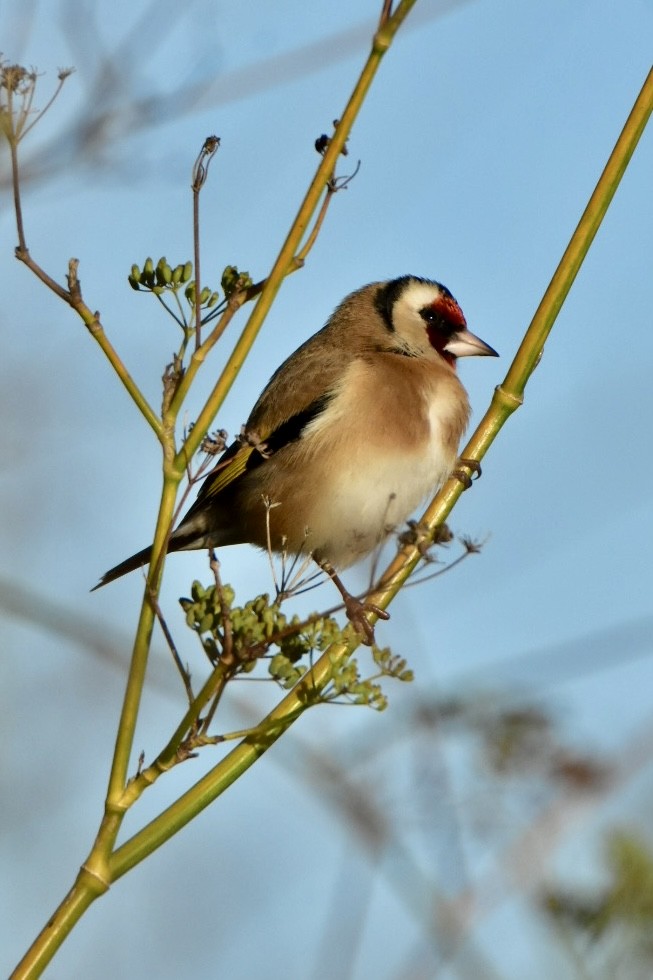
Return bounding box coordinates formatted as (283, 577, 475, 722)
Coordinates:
(344, 597, 390, 646)
(453, 457, 482, 490)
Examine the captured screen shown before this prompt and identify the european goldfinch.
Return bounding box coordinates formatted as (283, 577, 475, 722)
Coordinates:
(94, 275, 498, 640)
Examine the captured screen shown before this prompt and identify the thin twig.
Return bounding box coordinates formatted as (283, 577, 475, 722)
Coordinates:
(171, 144, 357, 431)
(263, 496, 283, 595)
(209, 550, 233, 662)
(167, 295, 244, 418)
(366, 492, 398, 589)
(200, 551, 234, 734)
(171, 447, 218, 528)
(191, 136, 220, 350)
(22, 69, 74, 139)
(379, 0, 394, 28)
(7, 133, 162, 436)
(153, 289, 187, 330)
(9, 138, 28, 254)
(148, 588, 194, 703)
(395, 538, 484, 590)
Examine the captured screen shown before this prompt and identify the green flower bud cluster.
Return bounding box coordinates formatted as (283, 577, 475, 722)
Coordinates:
(318, 645, 413, 712)
(221, 265, 253, 299)
(269, 615, 344, 690)
(129, 256, 193, 295)
(128, 259, 254, 317)
(322, 653, 388, 711)
(180, 581, 341, 682)
(179, 580, 413, 707)
(372, 646, 413, 684)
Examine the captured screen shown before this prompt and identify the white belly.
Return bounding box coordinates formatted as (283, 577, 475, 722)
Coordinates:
(297, 367, 465, 566)
(304, 445, 456, 567)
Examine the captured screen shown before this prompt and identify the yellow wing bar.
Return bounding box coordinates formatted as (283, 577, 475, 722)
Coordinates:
(197, 442, 256, 501)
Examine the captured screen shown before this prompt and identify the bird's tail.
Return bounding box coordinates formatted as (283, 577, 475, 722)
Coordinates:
(91, 544, 155, 591)
(91, 519, 211, 591)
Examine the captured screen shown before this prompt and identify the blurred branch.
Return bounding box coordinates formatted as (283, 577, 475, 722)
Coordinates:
(287, 693, 653, 977)
(458, 613, 653, 691)
(1, 64, 162, 436)
(0, 0, 473, 193)
(448, 714, 653, 958)
(0, 576, 171, 693)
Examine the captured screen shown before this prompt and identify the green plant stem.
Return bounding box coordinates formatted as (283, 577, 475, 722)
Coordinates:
(12, 255, 162, 436)
(175, 0, 419, 471)
(83, 311, 162, 437)
(107, 63, 653, 878)
(9, 475, 182, 980)
(10, 131, 161, 437)
(9, 872, 105, 980)
(504, 63, 653, 396)
(65, 261, 162, 437)
(118, 659, 235, 808)
(167, 298, 243, 417)
(110, 710, 305, 878)
(106, 473, 181, 801)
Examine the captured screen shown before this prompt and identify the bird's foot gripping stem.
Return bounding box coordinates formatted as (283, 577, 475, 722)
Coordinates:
(452, 457, 482, 490)
(318, 559, 389, 646)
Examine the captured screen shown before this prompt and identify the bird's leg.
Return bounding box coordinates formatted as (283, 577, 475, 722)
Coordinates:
(452, 457, 482, 490)
(316, 558, 389, 646)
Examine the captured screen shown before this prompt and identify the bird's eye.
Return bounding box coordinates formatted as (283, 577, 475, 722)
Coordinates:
(419, 308, 448, 333)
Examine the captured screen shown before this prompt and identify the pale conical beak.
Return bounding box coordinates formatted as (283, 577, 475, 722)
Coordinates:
(444, 328, 499, 358)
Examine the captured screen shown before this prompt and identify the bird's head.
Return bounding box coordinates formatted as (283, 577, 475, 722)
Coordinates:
(377, 275, 498, 367)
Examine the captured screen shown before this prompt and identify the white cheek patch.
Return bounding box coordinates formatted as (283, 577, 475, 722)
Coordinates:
(392, 282, 442, 330)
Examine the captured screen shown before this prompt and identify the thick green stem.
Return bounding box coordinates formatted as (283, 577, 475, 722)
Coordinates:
(110, 706, 306, 877)
(9, 869, 107, 980)
(503, 63, 653, 397)
(106, 474, 180, 802)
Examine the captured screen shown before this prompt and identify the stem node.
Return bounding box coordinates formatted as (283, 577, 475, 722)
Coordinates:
(493, 384, 524, 412)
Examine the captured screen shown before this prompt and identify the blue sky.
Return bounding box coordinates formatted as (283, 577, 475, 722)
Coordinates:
(1, 2, 652, 977)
